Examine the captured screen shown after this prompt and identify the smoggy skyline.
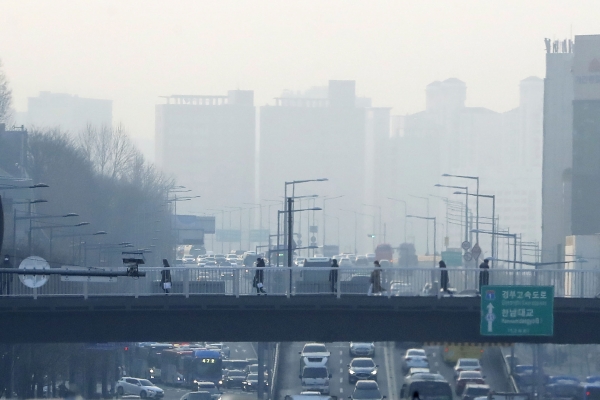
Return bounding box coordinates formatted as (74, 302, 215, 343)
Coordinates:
(1, 0, 598, 158)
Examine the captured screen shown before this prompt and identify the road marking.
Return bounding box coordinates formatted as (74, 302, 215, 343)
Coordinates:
(340, 377, 344, 383)
(340, 359, 343, 364)
(432, 352, 436, 357)
(340, 350, 343, 355)
(383, 341, 399, 400)
(340, 388, 343, 393)
(340, 368, 344, 373)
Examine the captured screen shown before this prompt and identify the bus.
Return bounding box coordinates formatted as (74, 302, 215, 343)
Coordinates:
(400, 373, 452, 400)
(375, 244, 394, 262)
(442, 344, 485, 364)
(161, 349, 195, 386)
(187, 349, 223, 387)
(131, 343, 174, 382)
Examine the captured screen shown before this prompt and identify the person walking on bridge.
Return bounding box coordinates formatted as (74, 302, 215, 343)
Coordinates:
(254, 257, 267, 295)
(161, 259, 172, 294)
(479, 257, 490, 292)
(439, 260, 449, 293)
(369, 260, 384, 296)
(329, 258, 339, 294)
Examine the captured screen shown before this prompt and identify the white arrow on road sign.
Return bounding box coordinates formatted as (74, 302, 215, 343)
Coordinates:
(486, 303, 496, 333)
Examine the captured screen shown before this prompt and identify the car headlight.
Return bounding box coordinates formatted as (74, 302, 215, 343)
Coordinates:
(149, 369, 154, 373)
(371, 370, 378, 375)
(349, 370, 356, 375)
(219, 381, 223, 385)
(194, 380, 198, 384)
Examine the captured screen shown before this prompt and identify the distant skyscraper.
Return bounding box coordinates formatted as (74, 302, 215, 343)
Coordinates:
(155, 90, 255, 222)
(571, 35, 600, 236)
(26, 91, 112, 134)
(259, 80, 390, 252)
(541, 39, 574, 263)
(399, 77, 544, 257)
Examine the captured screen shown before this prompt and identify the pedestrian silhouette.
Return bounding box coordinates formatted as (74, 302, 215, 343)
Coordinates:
(439, 260, 449, 293)
(479, 257, 490, 292)
(161, 259, 172, 293)
(329, 259, 339, 293)
(369, 260, 384, 295)
(254, 257, 267, 295)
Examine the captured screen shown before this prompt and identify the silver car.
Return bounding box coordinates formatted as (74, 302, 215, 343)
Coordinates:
(116, 377, 164, 398)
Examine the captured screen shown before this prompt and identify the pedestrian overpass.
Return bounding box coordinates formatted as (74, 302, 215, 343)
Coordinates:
(1, 267, 599, 344)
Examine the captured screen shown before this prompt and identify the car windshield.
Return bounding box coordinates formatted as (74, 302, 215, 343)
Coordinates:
(408, 350, 425, 356)
(229, 370, 245, 377)
(352, 359, 375, 368)
(353, 389, 382, 399)
(304, 345, 326, 353)
(466, 387, 489, 396)
(515, 366, 533, 373)
(460, 372, 482, 379)
(139, 379, 154, 387)
(459, 360, 479, 367)
(249, 365, 258, 373)
(247, 374, 259, 380)
(303, 368, 328, 378)
(188, 393, 211, 400)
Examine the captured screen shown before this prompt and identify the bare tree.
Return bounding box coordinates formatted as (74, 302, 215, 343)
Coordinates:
(0, 59, 13, 124)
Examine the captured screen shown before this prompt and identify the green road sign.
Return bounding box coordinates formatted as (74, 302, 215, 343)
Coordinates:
(441, 250, 462, 266)
(480, 285, 554, 336)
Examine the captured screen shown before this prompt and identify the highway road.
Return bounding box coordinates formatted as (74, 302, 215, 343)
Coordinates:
(156, 342, 259, 400)
(277, 342, 513, 400)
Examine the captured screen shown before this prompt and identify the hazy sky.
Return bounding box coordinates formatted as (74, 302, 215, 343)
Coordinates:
(1, 0, 598, 158)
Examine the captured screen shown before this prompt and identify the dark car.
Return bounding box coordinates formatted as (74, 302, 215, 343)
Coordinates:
(513, 365, 535, 389)
(456, 371, 486, 396)
(547, 376, 580, 385)
(220, 370, 246, 389)
(180, 392, 212, 400)
(242, 373, 268, 392)
(461, 384, 490, 400)
(544, 380, 581, 400)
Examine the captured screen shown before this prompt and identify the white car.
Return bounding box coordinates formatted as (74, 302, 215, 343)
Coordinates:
(182, 256, 196, 264)
(339, 258, 354, 267)
(300, 343, 330, 369)
(454, 358, 482, 380)
(349, 342, 375, 357)
(116, 377, 164, 398)
(402, 349, 429, 373)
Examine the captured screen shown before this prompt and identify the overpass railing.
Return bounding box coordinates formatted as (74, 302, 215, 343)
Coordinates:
(1, 266, 598, 298)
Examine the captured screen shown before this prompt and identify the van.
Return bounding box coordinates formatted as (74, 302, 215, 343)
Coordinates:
(299, 367, 331, 394)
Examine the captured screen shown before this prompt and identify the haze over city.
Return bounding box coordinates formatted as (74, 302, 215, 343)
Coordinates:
(1, 0, 598, 154)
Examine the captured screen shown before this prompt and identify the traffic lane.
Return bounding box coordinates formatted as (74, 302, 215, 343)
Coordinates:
(419, 346, 512, 396)
(227, 342, 257, 361)
(276, 342, 394, 400)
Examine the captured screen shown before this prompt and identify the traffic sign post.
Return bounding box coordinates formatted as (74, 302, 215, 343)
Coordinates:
(472, 243, 482, 259)
(480, 285, 554, 336)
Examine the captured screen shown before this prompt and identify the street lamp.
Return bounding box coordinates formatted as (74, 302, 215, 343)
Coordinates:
(363, 203, 382, 243)
(323, 195, 344, 246)
(443, 174, 479, 243)
(455, 191, 496, 262)
(435, 184, 469, 244)
(283, 179, 328, 255)
(408, 194, 430, 255)
(406, 214, 437, 268)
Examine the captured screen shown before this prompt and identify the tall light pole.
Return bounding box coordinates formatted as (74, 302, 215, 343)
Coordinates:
(473, 229, 517, 270)
(435, 184, 468, 243)
(456, 192, 496, 262)
(408, 194, 430, 255)
(323, 195, 343, 247)
(407, 215, 437, 268)
(387, 197, 407, 244)
(443, 174, 479, 243)
(284, 178, 328, 249)
(363, 203, 382, 243)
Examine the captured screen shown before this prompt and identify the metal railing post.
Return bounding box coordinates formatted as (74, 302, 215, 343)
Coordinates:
(33, 287, 37, 300)
(234, 267, 240, 298)
(287, 267, 291, 298)
(337, 268, 341, 299)
(184, 268, 190, 298)
(84, 281, 88, 300)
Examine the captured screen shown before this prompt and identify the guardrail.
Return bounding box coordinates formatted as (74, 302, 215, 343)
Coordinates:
(2, 266, 600, 298)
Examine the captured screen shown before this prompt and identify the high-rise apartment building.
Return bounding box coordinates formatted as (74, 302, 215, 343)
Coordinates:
(26, 91, 112, 134)
(571, 35, 600, 235)
(541, 39, 574, 263)
(259, 80, 390, 252)
(155, 90, 255, 214)
(397, 77, 544, 258)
